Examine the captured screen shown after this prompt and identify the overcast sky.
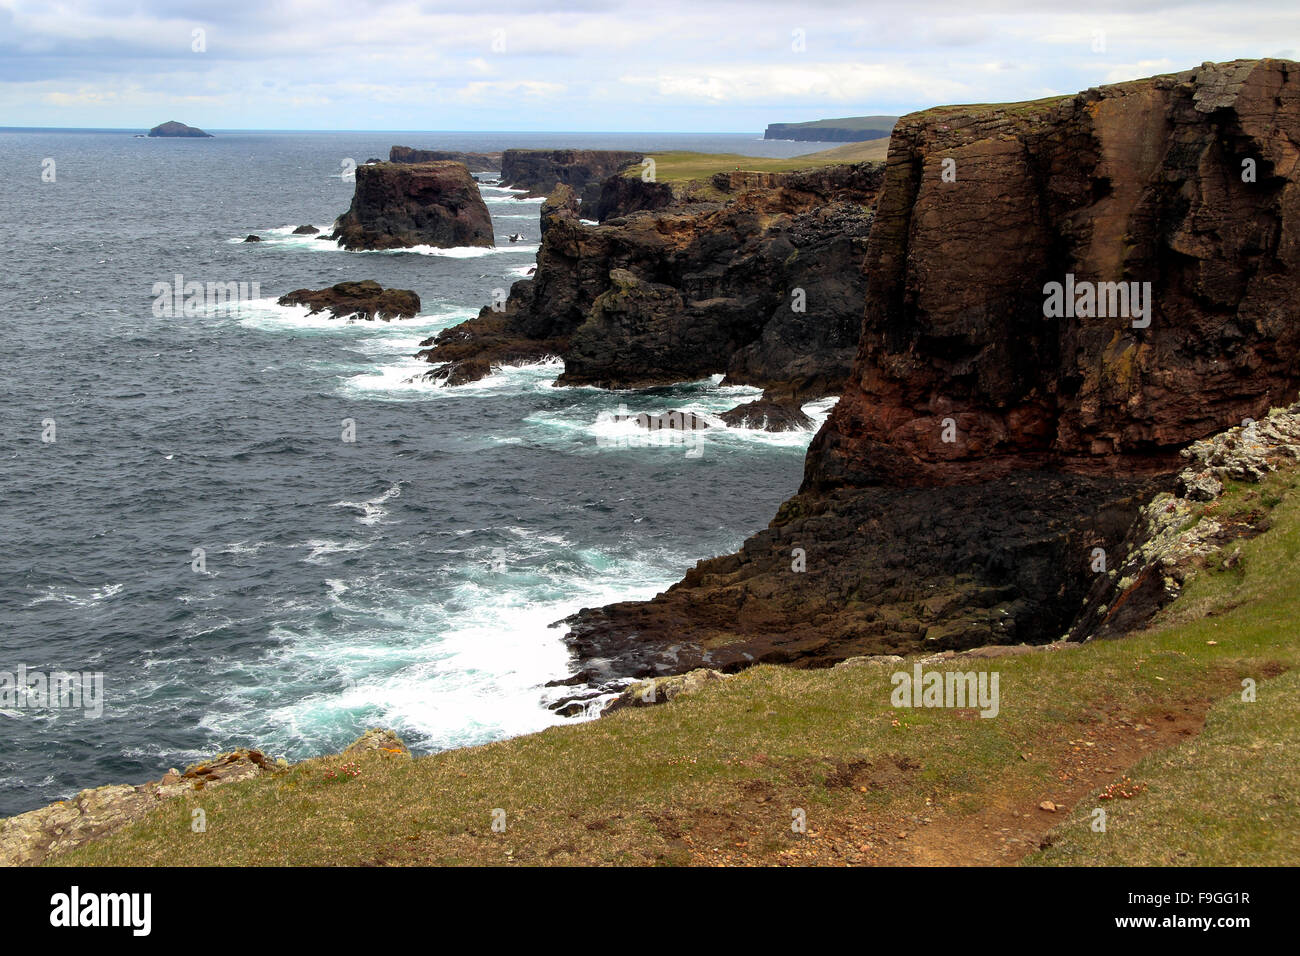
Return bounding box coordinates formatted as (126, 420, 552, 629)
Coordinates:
(1, 0, 1296, 131)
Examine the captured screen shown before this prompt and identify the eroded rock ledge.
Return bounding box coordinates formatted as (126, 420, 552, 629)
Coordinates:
(417, 163, 885, 421)
(562, 58, 1300, 683)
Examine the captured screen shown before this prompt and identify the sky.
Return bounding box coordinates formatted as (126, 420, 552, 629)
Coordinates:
(1, 0, 1297, 132)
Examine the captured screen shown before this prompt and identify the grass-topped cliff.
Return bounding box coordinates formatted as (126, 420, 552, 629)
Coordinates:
(41, 450, 1300, 866)
(631, 139, 891, 183)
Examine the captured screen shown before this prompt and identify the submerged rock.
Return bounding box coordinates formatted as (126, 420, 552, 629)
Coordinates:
(278, 280, 420, 320)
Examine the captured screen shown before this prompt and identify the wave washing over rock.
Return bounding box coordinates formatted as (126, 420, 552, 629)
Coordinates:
(561, 59, 1300, 685)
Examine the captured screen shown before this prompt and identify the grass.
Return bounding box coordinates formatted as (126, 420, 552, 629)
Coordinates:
(634, 140, 890, 184)
(47, 468, 1300, 866)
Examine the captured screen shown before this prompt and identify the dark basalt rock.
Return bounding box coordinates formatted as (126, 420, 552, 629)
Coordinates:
(500, 149, 643, 202)
(292, 225, 319, 235)
(331, 161, 494, 251)
(147, 120, 212, 138)
(718, 398, 812, 431)
(417, 164, 884, 413)
(243, 235, 262, 243)
(277, 280, 420, 321)
(563, 58, 1300, 683)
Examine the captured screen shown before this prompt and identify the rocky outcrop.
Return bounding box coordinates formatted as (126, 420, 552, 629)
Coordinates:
(389, 146, 502, 172)
(331, 161, 493, 250)
(0, 749, 278, 866)
(278, 280, 420, 320)
(602, 668, 727, 715)
(1069, 404, 1300, 640)
(500, 149, 643, 203)
(341, 728, 411, 757)
(417, 163, 884, 417)
(561, 59, 1300, 684)
(148, 120, 212, 138)
(0, 728, 410, 865)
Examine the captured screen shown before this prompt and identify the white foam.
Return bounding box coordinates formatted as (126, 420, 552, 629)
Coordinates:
(298, 539, 372, 564)
(332, 483, 403, 526)
(25, 583, 123, 608)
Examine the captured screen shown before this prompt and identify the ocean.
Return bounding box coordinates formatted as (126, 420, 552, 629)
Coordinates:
(0, 129, 835, 817)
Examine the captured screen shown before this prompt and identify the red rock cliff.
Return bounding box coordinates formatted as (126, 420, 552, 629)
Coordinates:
(561, 59, 1300, 687)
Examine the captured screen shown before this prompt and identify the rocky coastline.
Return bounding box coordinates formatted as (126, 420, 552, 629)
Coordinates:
(417, 162, 885, 424)
(560, 58, 1300, 686)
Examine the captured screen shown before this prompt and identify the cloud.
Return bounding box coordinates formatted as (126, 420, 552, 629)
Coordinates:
(2, 0, 1299, 129)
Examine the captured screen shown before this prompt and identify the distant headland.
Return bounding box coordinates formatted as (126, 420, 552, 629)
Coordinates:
(764, 114, 897, 142)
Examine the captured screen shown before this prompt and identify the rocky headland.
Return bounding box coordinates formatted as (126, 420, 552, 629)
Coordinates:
(331, 160, 494, 250)
(764, 116, 897, 142)
(417, 163, 885, 422)
(561, 58, 1300, 685)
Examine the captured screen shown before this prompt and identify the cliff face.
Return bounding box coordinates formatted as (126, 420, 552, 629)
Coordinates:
(388, 146, 502, 172)
(500, 149, 644, 202)
(332, 161, 494, 250)
(417, 163, 885, 414)
(562, 59, 1300, 684)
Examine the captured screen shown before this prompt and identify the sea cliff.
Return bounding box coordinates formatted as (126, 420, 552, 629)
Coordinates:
(563, 58, 1300, 682)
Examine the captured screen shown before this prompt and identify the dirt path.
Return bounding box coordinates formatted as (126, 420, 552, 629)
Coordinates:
(685, 696, 1212, 867)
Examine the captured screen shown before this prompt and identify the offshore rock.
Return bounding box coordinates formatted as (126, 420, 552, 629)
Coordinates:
(331, 161, 494, 250)
(278, 280, 420, 320)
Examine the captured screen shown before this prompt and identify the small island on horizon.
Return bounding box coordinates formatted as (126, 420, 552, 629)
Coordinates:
(147, 120, 212, 138)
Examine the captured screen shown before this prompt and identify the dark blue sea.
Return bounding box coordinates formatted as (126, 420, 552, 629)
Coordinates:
(0, 129, 837, 816)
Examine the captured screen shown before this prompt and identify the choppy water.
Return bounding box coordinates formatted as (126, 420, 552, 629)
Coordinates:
(0, 129, 835, 816)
